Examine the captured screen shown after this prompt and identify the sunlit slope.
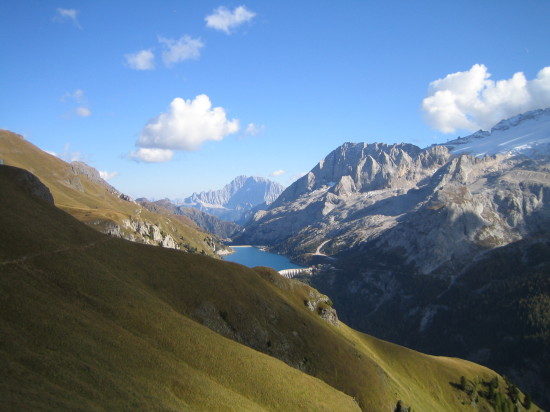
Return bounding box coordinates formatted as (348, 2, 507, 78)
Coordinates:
(0, 166, 534, 411)
(0, 130, 220, 256)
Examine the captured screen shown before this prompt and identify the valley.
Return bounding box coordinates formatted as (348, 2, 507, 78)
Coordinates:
(1, 108, 548, 411)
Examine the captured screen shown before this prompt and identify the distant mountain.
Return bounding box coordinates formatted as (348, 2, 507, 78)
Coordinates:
(138, 198, 241, 240)
(179, 175, 284, 223)
(1, 164, 527, 411)
(238, 108, 550, 408)
(0, 130, 224, 257)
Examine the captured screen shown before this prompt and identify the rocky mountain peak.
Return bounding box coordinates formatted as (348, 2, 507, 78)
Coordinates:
(273, 142, 450, 207)
(180, 175, 285, 222)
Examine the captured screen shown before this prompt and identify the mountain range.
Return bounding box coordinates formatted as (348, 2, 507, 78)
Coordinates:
(1, 163, 531, 411)
(1, 109, 548, 410)
(237, 108, 550, 408)
(178, 175, 284, 223)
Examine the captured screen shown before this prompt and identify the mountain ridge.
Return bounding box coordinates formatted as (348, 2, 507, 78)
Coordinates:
(0, 130, 226, 257)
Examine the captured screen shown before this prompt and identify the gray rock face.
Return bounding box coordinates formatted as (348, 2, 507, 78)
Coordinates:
(240, 136, 550, 275)
(179, 176, 284, 223)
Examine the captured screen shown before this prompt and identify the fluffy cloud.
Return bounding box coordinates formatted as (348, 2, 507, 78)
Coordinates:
(55, 8, 82, 29)
(129, 148, 175, 163)
(136, 95, 239, 152)
(270, 169, 286, 177)
(422, 64, 550, 133)
(205, 6, 256, 34)
(159, 35, 204, 67)
(125, 49, 155, 70)
(99, 170, 119, 181)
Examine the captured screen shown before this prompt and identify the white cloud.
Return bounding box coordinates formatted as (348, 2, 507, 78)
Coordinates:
(125, 49, 155, 70)
(271, 169, 286, 177)
(205, 5, 256, 34)
(136, 95, 239, 152)
(55, 8, 82, 29)
(129, 148, 175, 163)
(99, 170, 119, 181)
(159, 35, 204, 67)
(75, 106, 91, 117)
(422, 64, 550, 133)
(245, 123, 264, 136)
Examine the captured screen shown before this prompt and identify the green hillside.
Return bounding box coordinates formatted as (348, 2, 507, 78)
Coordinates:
(0, 130, 224, 256)
(0, 165, 538, 411)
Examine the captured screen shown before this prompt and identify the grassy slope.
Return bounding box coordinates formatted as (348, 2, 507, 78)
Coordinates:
(0, 166, 359, 412)
(0, 165, 534, 411)
(0, 130, 217, 256)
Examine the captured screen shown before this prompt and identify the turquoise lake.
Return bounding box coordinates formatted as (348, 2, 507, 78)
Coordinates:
(223, 246, 304, 271)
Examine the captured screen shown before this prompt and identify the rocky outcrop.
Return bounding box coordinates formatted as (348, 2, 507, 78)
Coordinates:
(121, 219, 179, 249)
(303, 289, 339, 326)
(70, 161, 134, 203)
(179, 175, 284, 223)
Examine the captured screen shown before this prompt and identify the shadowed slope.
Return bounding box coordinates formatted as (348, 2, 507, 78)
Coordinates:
(0, 166, 536, 411)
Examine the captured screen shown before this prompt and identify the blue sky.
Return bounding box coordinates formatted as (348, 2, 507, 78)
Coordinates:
(1, 1, 549, 199)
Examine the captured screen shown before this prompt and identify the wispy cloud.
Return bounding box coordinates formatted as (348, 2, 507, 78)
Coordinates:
(205, 6, 256, 34)
(54, 8, 82, 29)
(56, 143, 84, 162)
(61, 89, 92, 117)
(75, 107, 91, 117)
(422, 64, 550, 133)
(125, 49, 155, 70)
(61, 89, 85, 103)
(245, 123, 265, 136)
(270, 169, 286, 177)
(158, 35, 204, 67)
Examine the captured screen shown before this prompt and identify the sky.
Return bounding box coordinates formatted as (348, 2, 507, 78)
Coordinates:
(1, 1, 550, 200)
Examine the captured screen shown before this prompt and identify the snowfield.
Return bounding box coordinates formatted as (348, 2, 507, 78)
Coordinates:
(442, 108, 550, 158)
